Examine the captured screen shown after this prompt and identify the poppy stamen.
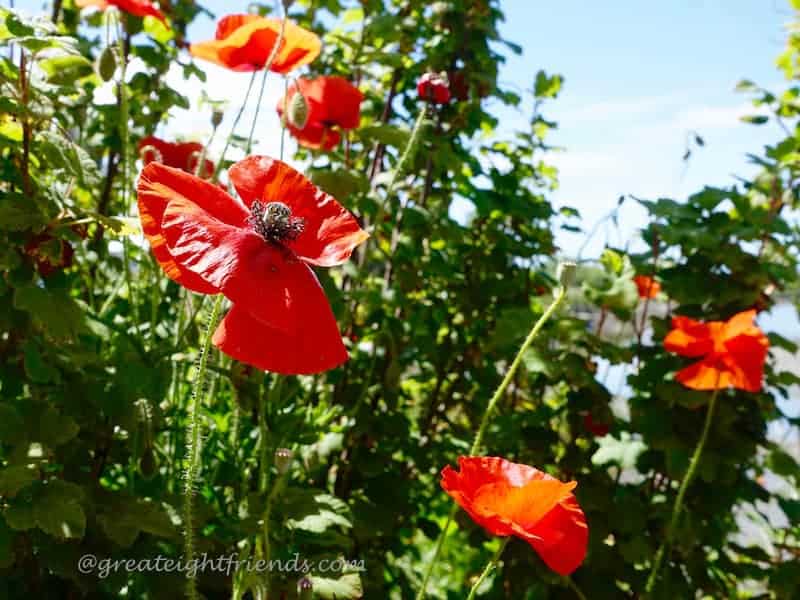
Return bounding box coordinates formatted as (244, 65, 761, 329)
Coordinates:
(249, 200, 305, 243)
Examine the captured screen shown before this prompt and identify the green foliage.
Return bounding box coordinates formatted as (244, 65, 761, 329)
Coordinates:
(0, 1, 798, 599)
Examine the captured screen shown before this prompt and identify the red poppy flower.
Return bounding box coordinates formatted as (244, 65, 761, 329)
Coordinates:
(441, 456, 588, 576)
(137, 155, 368, 374)
(139, 136, 215, 179)
(190, 14, 321, 74)
(76, 0, 167, 24)
(664, 309, 769, 392)
(417, 72, 451, 104)
(277, 76, 363, 151)
(633, 275, 660, 299)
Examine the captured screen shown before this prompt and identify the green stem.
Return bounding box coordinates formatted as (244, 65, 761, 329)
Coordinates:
(470, 285, 568, 455)
(465, 538, 510, 600)
(183, 294, 224, 600)
(644, 387, 720, 595)
(212, 71, 258, 182)
(565, 577, 588, 600)
(246, 11, 286, 154)
(415, 286, 568, 600)
(373, 104, 427, 232)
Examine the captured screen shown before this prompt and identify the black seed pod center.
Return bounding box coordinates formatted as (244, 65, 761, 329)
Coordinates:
(249, 201, 305, 244)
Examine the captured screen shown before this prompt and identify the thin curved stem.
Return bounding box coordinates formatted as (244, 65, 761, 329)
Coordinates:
(415, 286, 568, 599)
(373, 104, 428, 233)
(644, 387, 720, 595)
(565, 577, 588, 600)
(246, 6, 286, 154)
(212, 71, 258, 182)
(465, 538, 510, 600)
(183, 294, 224, 600)
(470, 285, 568, 455)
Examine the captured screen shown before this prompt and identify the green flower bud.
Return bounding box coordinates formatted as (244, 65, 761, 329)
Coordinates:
(556, 261, 577, 288)
(287, 91, 309, 130)
(139, 447, 158, 480)
(97, 46, 117, 82)
(274, 448, 293, 474)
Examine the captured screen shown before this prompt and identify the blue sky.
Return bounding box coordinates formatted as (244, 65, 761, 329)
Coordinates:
(494, 0, 791, 255)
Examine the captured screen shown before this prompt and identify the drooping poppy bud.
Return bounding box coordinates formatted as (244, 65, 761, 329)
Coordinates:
(274, 448, 293, 474)
(286, 90, 310, 130)
(557, 261, 577, 288)
(96, 46, 117, 82)
(417, 72, 451, 104)
(297, 577, 313, 600)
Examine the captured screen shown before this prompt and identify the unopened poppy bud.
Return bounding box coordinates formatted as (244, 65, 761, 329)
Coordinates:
(97, 46, 117, 82)
(287, 91, 309, 130)
(211, 109, 224, 129)
(274, 448, 293, 474)
(297, 577, 313, 600)
(556, 261, 577, 288)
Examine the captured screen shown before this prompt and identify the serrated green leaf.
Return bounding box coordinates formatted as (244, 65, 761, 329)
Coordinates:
(0, 466, 38, 497)
(38, 54, 93, 86)
(308, 572, 363, 600)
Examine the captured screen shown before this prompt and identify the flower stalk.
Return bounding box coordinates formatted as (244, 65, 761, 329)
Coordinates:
(183, 294, 224, 600)
(465, 538, 510, 600)
(644, 387, 721, 595)
(415, 279, 570, 600)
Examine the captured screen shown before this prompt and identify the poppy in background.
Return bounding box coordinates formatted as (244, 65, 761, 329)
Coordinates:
(633, 274, 660, 299)
(190, 14, 320, 74)
(137, 155, 368, 375)
(441, 456, 588, 576)
(664, 309, 769, 392)
(138, 136, 215, 179)
(417, 72, 451, 104)
(76, 0, 168, 24)
(277, 76, 363, 151)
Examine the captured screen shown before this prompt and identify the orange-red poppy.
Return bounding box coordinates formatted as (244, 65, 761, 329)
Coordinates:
(277, 76, 363, 151)
(76, 0, 167, 24)
(417, 72, 451, 104)
(138, 136, 215, 179)
(441, 456, 588, 576)
(664, 309, 769, 392)
(633, 274, 660, 299)
(190, 14, 321, 74)
(137, 155, 368, 374)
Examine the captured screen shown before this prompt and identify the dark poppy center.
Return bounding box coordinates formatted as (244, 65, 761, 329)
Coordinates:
(249, 201, 305, 244)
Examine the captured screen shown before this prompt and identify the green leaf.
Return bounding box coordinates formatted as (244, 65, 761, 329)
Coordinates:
(740, 115, 768, 125)
(356, 124, 410, 149)
(0, 193, 47, 231)
(0, 517, 14, 568)
(23, 342, 61, 384)
(38, 406, 79, 447)
(0, 117, 23, 142)
(5, 479, 85, 540)
(311, 169, 369, 200)
(38, 55, 93, 86)
(534, 70, 563, 99)
(35, 130, 101, 187)
(0, 405, 26, 445)
(0, 466, 38, 497)
(13, 285, 86, 340)
(97, 495, 179, 547)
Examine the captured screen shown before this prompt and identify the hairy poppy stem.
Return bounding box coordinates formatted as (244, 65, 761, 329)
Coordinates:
(465, 537, 510, 600)
(373, 104, 428, 234)
(416, 283, 569, 600)
(183, 294, 224, 600)
(644, 387, 720, 595)
(470, 284, 568, 455)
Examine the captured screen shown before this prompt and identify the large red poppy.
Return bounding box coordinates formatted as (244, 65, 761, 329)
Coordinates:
(76, 0, 167, 24)
(136, 156, 368, 374)
(664, 309, 769, 392)
(277, 76, 363, 151)
(190, 14, 321, 74)
(138, 136, 214, 179)
(441, 456, 588, 576)
(633, 275, 660, 299)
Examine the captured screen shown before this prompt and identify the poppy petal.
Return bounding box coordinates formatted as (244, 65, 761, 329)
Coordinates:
(212, 299, 348, 375)
(160, 195, 337, 335)
(674, 359, 732, 390)
(229, 156, 368, 267)
(525, 496, 589, 576)
(137, 163, 248, 294)
(723, 332, 768, 392)
(664, 316, 715, 357)
(190, 17, 320, 74)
